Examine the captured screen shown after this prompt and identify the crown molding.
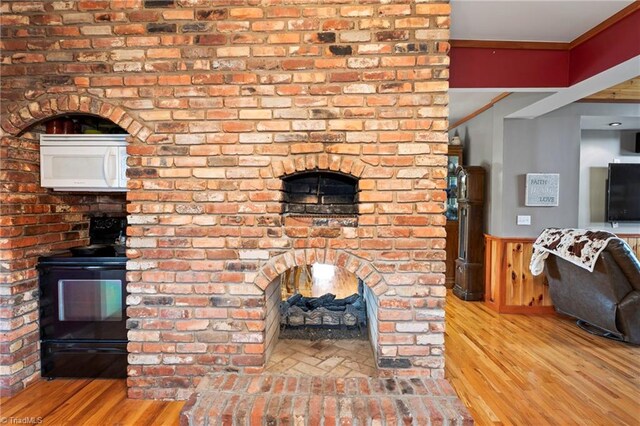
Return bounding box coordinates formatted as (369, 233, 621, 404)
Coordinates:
(450, 40, 568, 50)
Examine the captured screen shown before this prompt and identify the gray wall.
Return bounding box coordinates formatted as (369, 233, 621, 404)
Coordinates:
(452, 93, 550, 235)
(502, 110, 581, 237)
(451, 97, 640, 238)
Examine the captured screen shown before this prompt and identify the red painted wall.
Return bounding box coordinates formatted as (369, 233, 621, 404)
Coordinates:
(569, 10, 640, 85)
(450, 9, 640, 89)
(449, 47, 569, 88)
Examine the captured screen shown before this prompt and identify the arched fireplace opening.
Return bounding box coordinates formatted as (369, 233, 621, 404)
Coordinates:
(279, 264, 366, 332)
(263, 264, 378, 376)
(281, 171, 358, 216)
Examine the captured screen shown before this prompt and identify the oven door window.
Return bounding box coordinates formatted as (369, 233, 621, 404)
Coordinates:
(58, 279, 123, 322)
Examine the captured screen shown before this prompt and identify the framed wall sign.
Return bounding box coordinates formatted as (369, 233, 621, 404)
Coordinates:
(525, 173, 559, 206)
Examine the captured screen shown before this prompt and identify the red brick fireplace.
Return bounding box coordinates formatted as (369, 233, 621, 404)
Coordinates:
(0, 0, 452, 401)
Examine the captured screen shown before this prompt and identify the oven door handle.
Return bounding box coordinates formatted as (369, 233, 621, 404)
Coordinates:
(49, 265, 125, 271)
(49, 347, 128, 354)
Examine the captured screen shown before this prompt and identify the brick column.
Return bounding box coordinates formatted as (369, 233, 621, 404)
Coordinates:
(0, 0, 451, 400)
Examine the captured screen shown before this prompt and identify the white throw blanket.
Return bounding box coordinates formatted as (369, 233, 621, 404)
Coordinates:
(529, 228, 619, 276)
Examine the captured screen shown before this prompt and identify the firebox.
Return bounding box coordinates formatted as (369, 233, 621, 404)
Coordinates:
(280, 280, 367, 330)
(264, 264, 378, 368)
(282, 171, 358, 216)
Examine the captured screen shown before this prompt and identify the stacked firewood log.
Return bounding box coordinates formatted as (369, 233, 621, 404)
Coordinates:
(280, 293, 366, 328)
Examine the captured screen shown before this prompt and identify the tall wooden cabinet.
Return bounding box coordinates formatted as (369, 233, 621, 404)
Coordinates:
(445, 145, 462, 288)
(453, 166, 485, 301)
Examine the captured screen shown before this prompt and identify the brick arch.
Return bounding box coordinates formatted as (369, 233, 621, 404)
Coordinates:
(253, 248, 388, 297)
(271, 154, 369, 179)
(0, 94, 152, 141)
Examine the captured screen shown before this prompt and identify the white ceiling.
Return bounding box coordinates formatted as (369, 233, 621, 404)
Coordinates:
(450, 0, 634, 42)
(449, 91, 504, 125)
(449, 0, 638, 127)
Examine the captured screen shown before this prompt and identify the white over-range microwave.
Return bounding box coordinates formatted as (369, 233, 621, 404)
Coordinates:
(40, 134, 128, 192)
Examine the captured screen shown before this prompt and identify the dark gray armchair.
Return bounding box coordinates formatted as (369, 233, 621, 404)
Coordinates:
(544, 239, 640, 344)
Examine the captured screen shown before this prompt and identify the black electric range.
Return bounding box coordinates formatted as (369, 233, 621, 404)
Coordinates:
(38, 217, 128, 379)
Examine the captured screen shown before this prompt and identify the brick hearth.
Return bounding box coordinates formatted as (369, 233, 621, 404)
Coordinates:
(181, 373, 473, 425)
(1, 0, 456, 405)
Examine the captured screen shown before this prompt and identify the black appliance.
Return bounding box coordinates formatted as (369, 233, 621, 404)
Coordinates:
(38, 217, 128, 379)
(606, 163, 640, 222)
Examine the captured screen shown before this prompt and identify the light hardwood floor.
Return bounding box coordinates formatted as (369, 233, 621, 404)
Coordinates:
(1, 293, 638, 425)
(446, 293, 640, 425)
(0, 378, 183, 425)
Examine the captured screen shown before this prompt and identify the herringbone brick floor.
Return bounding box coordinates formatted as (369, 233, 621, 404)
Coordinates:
(265, 338, 378, 377)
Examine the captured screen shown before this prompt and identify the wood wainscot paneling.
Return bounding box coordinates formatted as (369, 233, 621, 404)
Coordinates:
(484, 234, 640, 314)
(622, 235, 640, 257)
(484, 235, 554, 314)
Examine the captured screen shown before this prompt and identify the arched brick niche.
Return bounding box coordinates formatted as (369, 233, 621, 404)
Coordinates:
(271, 155, 368, 180)
(0, 94, 151, 142)
(282, 172, 358, 215)
(272, 154, 371, 222)
(0, 95, 153, 397)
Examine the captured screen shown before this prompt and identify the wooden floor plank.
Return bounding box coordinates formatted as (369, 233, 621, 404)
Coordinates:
(445, 292, 640, 426)
(0, 379, 93, 419)
(0, 379, 183, 425)
(1, 292, 638, 425)
(44, 380, 131, 425)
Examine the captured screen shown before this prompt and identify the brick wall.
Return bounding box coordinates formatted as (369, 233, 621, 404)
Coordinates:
(0, 0, 450, 400)
(263, 277, 281, 362)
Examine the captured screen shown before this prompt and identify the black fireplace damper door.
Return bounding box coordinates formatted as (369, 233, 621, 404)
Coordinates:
(282, 172, 358, 216)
